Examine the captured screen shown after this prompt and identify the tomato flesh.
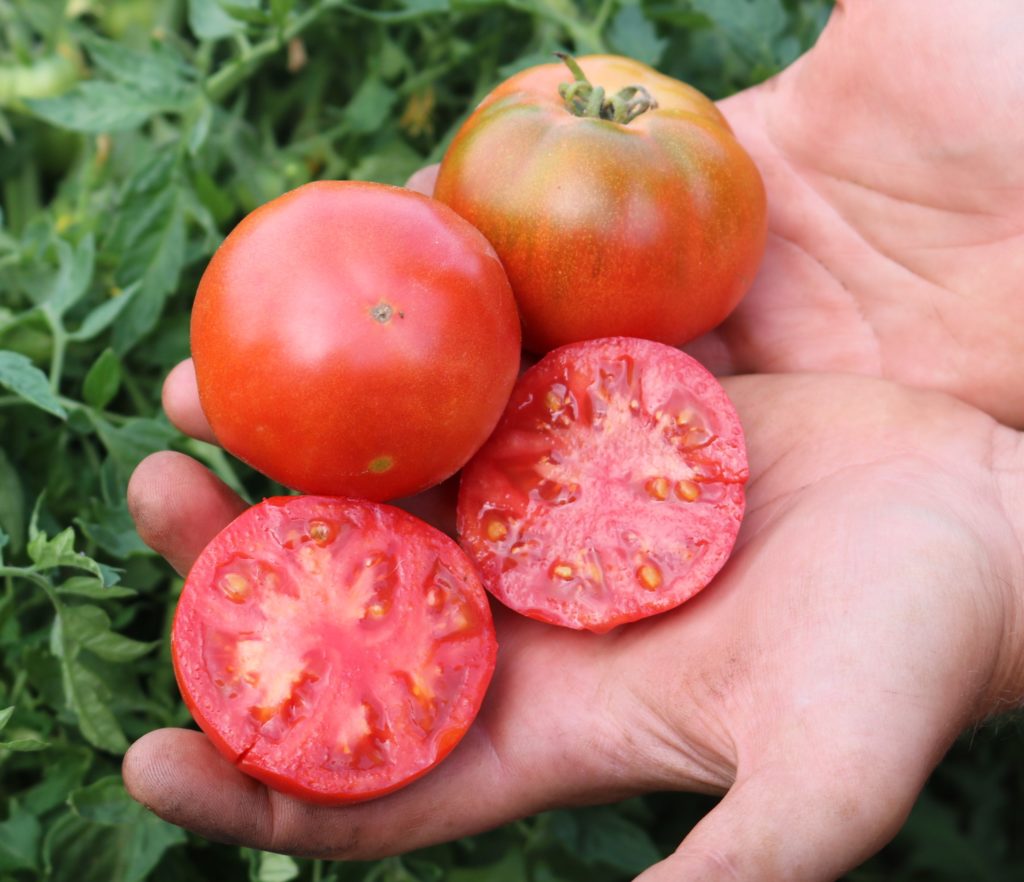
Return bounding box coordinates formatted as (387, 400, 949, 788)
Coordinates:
(173, 496, 497, 804)
(457, 337, 747, 632)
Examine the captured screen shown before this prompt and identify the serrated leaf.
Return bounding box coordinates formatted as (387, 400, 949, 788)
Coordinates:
(82, 348, 121, 410)
(82, 34, 195, 96)
(57, 576, 137, 599)
(22, 745, 92, 814)
(26, 81, 189, 133)
(44, 798, 186, 882)
(67, 282, 140, 341)
(689, 0, 787, 43)
(608, 5, 668, 66)
(0, 350, 66, 418)
(62, 657, 129, 753)
(69, 776, 140, 825)
(104, 153, 188, 352)
(90, 415, 178, 480)
(46, 235, 95, 317)
(61, 605, 156, 663)
(27, 525, 103, 577)
(77, 503, 152, 558)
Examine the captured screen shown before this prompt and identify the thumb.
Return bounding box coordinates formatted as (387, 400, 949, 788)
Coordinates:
(634, 759, 920, 882)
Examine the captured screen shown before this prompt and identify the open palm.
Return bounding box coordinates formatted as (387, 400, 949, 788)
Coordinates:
(125, 2, 1024, 879)
(689, 0, 1024, 427)
(126, 374, 1024, 879)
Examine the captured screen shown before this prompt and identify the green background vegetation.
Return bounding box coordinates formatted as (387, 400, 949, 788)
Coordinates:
(0, 0, 1021, 879)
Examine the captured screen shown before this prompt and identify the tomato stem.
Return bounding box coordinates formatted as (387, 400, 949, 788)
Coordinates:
(555, 52, 657, 125)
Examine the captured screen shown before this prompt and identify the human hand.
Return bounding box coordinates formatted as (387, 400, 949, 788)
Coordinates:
(124, 2, 1024, 878)
(126, 372, 1024, 878)
(690, 0, 1024, 427)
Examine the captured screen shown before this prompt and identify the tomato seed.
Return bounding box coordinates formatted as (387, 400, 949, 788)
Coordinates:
(220, 572, 250, 603)
(308, 520, 332, 544)
(637, 563, 663, 591)
(675, 480, 701, 502)
(645, 476, 670, 501)
(551, 562, 574, 580)
(485, 516, 508, 542)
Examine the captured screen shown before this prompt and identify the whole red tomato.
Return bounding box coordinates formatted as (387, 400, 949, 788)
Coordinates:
(173, 495, 497, 804)
(434, 55, 767, 353)
(191, 180, 521, 500)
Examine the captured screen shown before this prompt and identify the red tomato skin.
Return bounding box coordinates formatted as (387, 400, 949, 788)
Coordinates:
(457, 337, 748, 632)
(172, 495, 498, 805)
(434, 55, 767, 353)
(191, 180, 521, 501)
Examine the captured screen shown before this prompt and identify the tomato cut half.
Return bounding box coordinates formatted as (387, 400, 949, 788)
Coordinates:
(172, 496, 497, 804)
(457, 337, 748, 632)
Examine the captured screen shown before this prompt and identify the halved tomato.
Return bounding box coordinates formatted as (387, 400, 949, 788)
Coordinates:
(457, 337, 747, 632)
(172, 495, 497, 804)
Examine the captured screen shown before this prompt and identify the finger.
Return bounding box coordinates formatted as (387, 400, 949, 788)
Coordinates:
(123, 723, 525, 859)
(405, 164, 439, 197)
(163, 359, 216, 444)
(127, 451, 247, 575)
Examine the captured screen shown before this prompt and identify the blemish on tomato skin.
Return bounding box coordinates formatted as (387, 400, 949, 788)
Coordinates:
(367, 455, 394, 474)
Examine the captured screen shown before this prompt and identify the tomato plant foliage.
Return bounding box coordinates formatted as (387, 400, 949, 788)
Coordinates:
(1, 1, 1017, 880)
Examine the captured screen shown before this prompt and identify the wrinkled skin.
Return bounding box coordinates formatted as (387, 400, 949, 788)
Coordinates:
(125, 2, 1024, 879)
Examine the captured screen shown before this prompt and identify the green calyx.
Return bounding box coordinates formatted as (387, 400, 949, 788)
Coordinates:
(556, 52, 658, 125)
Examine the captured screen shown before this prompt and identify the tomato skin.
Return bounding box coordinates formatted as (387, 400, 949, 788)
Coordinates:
(434, 55, 767, 353)
(191, 180, 521, 501)
(172, 495, 497, 804)
(457, 337, 747, 632)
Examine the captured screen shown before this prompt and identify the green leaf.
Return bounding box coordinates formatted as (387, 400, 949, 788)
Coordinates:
(82, 348, 122, 410)
(608, 5, 668, 66)
(62, 604, 157, 663)
(0, 803, 41, 872)
(188, 0, 258, 40)
(44, 794, 187, 882)
(0, 706, 12, 730)
(82, 35, 195, 96)
(548, 807, 662, 873)
(27, 524, 103, 577)
(0, 447, 25, 554)
(67, 282, 140, 342)
(46, 235, 95, 317)
(26, 81, 190, 133)
(0, 736, 49, 751)
(105, 153, 188, 352)
(61, 656, 129, 753)
(688, 0, 787, 45)
(247, 850, 301, 882)
(0, 350, 66, 418)
(22, 745, 92, 814)
(56, 575, 137, 599)
(90, 415, 178, 480)
(344, 76, 398, 135)
(68, 776, 143, 825)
